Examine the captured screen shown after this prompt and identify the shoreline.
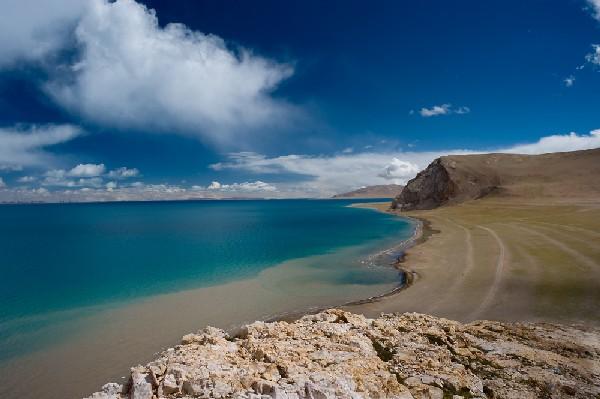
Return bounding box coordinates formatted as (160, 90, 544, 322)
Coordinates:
(263, 202, 428, 324)
(1, 202, 420, 399)
(47, 197, 600, 399)
(342, 197, 600, 326)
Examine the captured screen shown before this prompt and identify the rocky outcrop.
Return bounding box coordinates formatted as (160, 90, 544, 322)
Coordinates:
(392, 149, 600, 211)
(391, 157, 499, 211)
(85, 309, 600, 399)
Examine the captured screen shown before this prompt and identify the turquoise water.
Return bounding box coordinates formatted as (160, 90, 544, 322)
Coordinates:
(0, 199, 413, 364)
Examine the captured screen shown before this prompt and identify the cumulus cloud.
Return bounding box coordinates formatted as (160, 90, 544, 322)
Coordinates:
(564, 76, 576, 87)
(108, 167, 140, 179)
(0, 177, 6, 189)
(42, 164, 103, 186)
(41, 163, 138, 187)
(207, 181, 222, 190)
(587, 0, 600, 20)
(37, 163, 139, 188)
(419, 104, 470, 117)
(210, 151, 441, 196)
(203, 180, 276, 192)
(42, 168, 104, 188)
(0, 164, 23, 171)
(0, 124, 82, 169)
(0, 179, 283, 203)
(0, 0, 85, 67)
(68, 163, 105, 177)
(419, 104, 450, 117)
(500, 129, 600, 154)
(17, 176, 37, 183)
(45, 0, 294, 144)
(586, 44, 600, 66)
(378, 158, 420, 180)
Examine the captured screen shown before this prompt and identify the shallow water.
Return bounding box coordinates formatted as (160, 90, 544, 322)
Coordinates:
(0, 199, 413, 399)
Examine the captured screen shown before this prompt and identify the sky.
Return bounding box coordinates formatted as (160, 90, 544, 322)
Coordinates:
(0, 0, 599, 202)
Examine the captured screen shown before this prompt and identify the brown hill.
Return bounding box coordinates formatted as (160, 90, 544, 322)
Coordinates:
(392, 148, 600, 210)
(333, 184, 403, 199)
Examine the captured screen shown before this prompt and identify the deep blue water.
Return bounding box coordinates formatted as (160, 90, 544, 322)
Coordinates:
(0, 199, 412, 361)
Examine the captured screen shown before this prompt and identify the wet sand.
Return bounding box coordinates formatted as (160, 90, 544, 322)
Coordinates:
(0, 236, 410, 399)
(347, 198, 600, 326)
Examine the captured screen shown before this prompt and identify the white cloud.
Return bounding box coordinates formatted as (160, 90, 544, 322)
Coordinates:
(42, 169, 104, 188)
(40, 163, 139, 187)
(203, 180, 277, 192)
(68, 163, 105, 177)
(0, 124, 82, 169)
(210, 151, 443, 196)
(500, 129, 600, 154)
(207, 181, 222, 190)
(17, 176, 37, 183)
(419, 104, 470, 117)
(587, 0, 600, 20)
(0, 177, 5, 189)
(108, 167, 140, 179)
(106, 181, 117, 191)
(586, 44, 600, 66)
(420, 104, 451, 117)
(46, 0, 294, 144)
(210, 129, 600, 197)
(0, 165, 23, 171)
(378, 158, 420, 180)
(564, 76, 576, 87)
(0, 0, 86, 67)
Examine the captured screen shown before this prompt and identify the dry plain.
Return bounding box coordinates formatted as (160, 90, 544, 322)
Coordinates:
(349, 198, 600, 325)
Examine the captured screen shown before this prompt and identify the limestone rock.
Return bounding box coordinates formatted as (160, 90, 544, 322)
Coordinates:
(85, 309, 600, 399)
(129, 367, 154, 399)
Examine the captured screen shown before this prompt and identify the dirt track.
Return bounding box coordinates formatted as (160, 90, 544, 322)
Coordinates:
(347, 198, 600, 325)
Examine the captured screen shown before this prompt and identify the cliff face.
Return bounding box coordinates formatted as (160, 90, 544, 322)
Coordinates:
(86, 309, 600, 399)
(393, 148, 600, 211)
(392, 157, 499, 211)
(392, 159, 453, 211)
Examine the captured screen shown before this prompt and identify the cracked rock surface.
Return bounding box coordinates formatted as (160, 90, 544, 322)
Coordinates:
(85, 309, 600, 399)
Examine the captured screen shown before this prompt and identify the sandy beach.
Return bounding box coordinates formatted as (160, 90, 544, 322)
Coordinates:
(347, 198, 600, 326)
(0, 227, 406, 399)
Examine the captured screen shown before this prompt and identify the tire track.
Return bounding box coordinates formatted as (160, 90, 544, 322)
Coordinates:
(529, 221, 600, 239)
(441, 218, 475, 291)
(516, 223, 600, 251)
(507, 224, 598, 271)
(467, 225, 506, 321)
(427, 218, 475, 313)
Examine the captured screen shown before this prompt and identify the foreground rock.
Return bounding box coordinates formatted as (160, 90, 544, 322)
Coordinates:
(86, 309, 600, 399)
(392, 148, 600, 210)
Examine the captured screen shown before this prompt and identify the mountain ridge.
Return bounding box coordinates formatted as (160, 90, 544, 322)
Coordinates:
(333, 184, 403, 199)
(392, 148, 600, 211)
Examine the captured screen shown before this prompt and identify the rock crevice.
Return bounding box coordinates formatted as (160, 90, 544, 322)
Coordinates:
(86, 310, 600, 399)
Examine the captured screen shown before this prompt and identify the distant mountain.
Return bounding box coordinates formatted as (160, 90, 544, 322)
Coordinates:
(333, 184, 403, 199)
(393, 148, 600, 211)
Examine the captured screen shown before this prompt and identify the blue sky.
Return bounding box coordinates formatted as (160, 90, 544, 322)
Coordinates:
(0, 0, 599, 201)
